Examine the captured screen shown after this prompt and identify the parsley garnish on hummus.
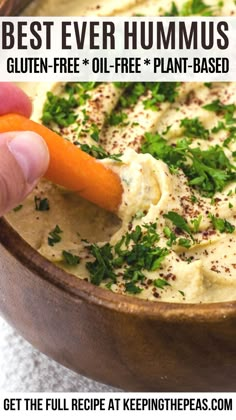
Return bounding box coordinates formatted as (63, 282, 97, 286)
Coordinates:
(164, 0, 218, 16)
(62, 250, 80, 266)
(13, 204, 23, 212)
(42, 82, 100, 128)
(34, 196, 50, 211)
(42, 91, 79, 128)
(78, 143, 122, 161)
(180, 117, 209, 139)
(113, 82, 180, 110)
(203, 100, 236, 124)
(154, 279, 171, 289)
(48, 225, 63, 247)
(85, 223, 169, 294)
(164, 212, 194, 240)
(209, 214, 235, 234)
(141, 133, 236, 197)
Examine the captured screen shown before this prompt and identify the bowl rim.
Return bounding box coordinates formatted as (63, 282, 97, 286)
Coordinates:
(1, 216, 236, 322)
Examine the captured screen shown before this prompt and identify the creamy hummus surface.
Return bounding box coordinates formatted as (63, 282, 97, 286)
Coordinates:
(7, 0, 236, 303)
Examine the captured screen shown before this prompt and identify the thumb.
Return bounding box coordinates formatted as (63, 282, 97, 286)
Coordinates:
(0, 131, 49, 216)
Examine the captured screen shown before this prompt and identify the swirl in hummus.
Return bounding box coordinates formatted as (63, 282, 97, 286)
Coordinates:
(6, 0, 236, 303)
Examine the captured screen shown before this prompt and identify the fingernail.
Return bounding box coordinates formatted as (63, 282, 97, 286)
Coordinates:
(7, 131, 49, 184)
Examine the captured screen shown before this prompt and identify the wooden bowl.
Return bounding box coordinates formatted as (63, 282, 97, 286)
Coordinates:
(0, 216, 236, 391)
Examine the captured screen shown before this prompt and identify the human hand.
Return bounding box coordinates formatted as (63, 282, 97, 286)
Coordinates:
(0, 83, 49, 216)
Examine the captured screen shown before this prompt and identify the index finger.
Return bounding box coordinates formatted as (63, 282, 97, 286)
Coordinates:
(0, 83, 32, 118)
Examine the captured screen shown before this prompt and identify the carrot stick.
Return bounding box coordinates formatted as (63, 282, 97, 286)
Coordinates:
(0, 113, 123, 213)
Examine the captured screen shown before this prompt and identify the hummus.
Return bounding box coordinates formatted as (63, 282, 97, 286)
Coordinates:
(6, 0, 236, 303)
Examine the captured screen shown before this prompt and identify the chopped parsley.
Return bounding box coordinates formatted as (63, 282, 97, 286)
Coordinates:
(211, 121, 226, 134)
(180, 117, 209, 139)
(86, 243, 116, 286)
(107, 111, 128, 126)
(74, 82, 100, 91)
(113, 82, 180, 111)
(223, 129, 236, 148)
(154, 278, 171, 289)
(48, 225, 63, 247)
(164, 211, 194, 240)
(142, 82, 180, 109)
(164, 0, 217, 16)
(13, 204, 23, 212)
(208, 214, 235, 234)
(191, 195, 198, 203)
(178, 238, 192, 248)
(62, 250, 80, 266)
(76, 119, 101, 143)
(42, 91, 79, 128)
(113, 82, 145, 109)
(191, 215, 202, 233)
(164, 225, 193, 248)
(113, 82, 131, 90)
(34, 196, 50, 211)
(42, 82, 99, 128)
(124, 244, 169, 273)
(105, 281, 115, 290)
(141, 132, 236, 197)
(182, 0, 215, 15)
(78, 143, 122, 161)
(164, 1, 179, 16)
(210, 116, 236, 149)
(85, 222, 170, 293)
(203, 100, 236, 125)
(125, 282, 142, 294)
(90, 124, 100, 142)
(163, 226, 177, 247)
